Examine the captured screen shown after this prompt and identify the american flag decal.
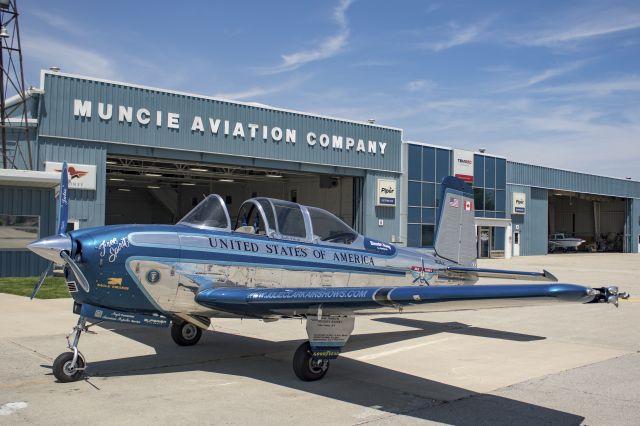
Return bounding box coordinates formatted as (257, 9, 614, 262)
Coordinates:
(449, 197, 459, 208)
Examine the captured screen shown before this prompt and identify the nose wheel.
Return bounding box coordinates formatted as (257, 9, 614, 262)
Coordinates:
(171, 321, 203, 346)
(52, 315, 88, 383)
(292, 341, 330, 381)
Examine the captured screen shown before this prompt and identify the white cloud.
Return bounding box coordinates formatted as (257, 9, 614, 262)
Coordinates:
(532, 75, 640, 96)
(492, 60, 589, 92)
(261, 0, 353, 74)
(423, 18, 493, 51)
(214, 76, 308, 101)
(29, 9, 86, 37)
(405, 79, 436, 92)
(512, 9, 640, 47)
(22, 34, 116, 79)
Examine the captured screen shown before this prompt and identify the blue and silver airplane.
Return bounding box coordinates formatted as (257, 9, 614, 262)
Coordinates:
(28, 162, 628, 383)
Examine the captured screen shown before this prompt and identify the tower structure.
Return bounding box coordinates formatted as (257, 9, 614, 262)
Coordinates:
(0, 0, 31, 169)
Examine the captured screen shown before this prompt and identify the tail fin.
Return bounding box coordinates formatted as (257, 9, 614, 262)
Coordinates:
(57, 162, 69, 235)
(434, 176, 476, 266)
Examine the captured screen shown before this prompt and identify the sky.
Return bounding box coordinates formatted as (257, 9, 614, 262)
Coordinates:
(19, 0, 640, 179)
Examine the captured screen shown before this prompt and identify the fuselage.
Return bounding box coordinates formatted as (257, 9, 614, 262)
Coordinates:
(61, 223, 472, 317)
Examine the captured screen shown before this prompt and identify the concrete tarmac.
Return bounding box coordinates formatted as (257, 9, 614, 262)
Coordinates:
(0, 253, 638, 425)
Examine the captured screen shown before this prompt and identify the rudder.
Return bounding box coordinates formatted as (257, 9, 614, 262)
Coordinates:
(433, 176, 476, 266)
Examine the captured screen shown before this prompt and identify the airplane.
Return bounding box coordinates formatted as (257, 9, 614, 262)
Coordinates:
(27, 162, 629, 383)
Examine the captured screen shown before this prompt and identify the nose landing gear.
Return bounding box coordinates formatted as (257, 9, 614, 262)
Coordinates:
(52, 315, 88, 382)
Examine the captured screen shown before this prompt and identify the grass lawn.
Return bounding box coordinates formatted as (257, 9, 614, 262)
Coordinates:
(0, 276, 70, 299)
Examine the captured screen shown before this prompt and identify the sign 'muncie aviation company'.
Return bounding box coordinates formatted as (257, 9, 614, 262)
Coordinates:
(72, 99, 389, 157)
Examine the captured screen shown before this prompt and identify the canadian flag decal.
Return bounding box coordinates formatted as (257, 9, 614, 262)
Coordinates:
(464, 200, 472, 211)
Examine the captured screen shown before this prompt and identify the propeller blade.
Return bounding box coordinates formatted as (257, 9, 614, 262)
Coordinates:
(30, 262, 53, 300)
(60, 251, 90, 293)
(57, 161, 69, 235)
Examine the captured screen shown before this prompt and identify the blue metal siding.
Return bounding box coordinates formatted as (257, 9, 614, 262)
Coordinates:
(35, 137, 106, 229)
(38, 73, 402, 173)
(0, 186, 56, 277)
(508, 161, 640, 199)
(507, 184, 548, 256)
(630, 198, 640, 253)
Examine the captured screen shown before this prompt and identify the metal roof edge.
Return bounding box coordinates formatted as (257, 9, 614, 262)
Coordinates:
(507, 160, 640, 185)
(39, 70, 404, 133)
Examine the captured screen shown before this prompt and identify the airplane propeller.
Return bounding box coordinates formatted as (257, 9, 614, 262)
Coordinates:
(28, 162, 89, 298)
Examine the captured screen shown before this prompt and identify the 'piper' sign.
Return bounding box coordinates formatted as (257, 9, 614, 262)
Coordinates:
(512, 192, 526, 214)
(376, 179, 396, 207)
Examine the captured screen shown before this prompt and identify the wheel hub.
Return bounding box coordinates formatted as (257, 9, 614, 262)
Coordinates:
(182, 324, 198, 340)
(63, 361, 77, 376)
(308, 358, 328, 373)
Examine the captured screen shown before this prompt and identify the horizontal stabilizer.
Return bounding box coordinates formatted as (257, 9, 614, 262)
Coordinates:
(447, 266, 558, 282)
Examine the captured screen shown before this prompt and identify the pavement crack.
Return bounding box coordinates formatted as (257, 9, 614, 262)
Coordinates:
(7, 339, 53, 362)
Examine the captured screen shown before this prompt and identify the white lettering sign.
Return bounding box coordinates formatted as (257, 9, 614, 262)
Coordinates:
(71, 98, 392, 157)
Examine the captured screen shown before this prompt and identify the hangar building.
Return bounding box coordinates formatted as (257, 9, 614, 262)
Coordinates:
(1, 70, 639, 276)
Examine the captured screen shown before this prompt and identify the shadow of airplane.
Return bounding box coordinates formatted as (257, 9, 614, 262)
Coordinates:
(80, 318, 581, 425)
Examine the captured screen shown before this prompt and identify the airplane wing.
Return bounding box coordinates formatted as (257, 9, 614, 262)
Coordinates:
(193, 283, 616, 318)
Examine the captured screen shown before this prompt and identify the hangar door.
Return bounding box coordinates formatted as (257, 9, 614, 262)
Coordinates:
(548, 191, 626, 252)
(104, 155, 360, 229)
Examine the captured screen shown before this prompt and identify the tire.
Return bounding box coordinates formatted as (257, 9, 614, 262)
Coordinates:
(292, 341, 329, 381)
(171, 321, 202, 346)
(52, 352, 85, 383)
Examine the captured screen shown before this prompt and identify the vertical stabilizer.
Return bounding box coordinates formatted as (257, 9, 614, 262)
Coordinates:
(434, 176, 476, 266)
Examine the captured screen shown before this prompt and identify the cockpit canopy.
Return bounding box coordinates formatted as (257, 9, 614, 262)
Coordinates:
(179, 195, 358, 244)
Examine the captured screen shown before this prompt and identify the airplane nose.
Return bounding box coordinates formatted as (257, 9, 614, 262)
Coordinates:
(27, 235, 72, 265)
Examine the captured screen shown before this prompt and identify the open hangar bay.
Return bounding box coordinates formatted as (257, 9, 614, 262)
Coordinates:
(0, 254, 638, 425)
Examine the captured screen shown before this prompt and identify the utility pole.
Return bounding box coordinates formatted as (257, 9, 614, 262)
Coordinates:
(0, 0, 31, 170)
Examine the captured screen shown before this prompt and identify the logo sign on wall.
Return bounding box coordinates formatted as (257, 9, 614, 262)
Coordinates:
(45, 161, 97, 190)
(376, 178, 397, 207)
(512, 192, 526, 214)
(452, 149, 474, 183)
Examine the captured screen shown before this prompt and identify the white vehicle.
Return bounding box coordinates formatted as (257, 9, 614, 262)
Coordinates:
(548, 233, 586, 252)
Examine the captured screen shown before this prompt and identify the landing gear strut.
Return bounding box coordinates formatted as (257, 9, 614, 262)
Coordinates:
(292, 341, 329, 381)
(171, 321, 202, 346)
(52, 315, 87, 382)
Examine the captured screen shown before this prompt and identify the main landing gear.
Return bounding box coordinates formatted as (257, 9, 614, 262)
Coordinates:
(52, 315, 88, 382)
(293, 341, 330, 381)
(170, 321, 203, 346)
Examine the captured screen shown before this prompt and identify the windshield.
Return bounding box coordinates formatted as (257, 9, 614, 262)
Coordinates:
(307, 207, 357, 244)
(272, 200, 306, 238)
(178, 194, 230, 230)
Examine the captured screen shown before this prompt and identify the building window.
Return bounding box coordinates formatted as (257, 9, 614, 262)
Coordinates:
(422, 147, 436, 182)
(0, 214, 40, 250)
(435, 149, 450, 183)
(421, 183, 436, 207)
(422, 224, 435, 246)
(405, 143, 451, 248)
(408, 145, 422, 181)
(408, 181, 421, 206)
(474, 187, 485, 211)
(471, 154, 506, 219)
